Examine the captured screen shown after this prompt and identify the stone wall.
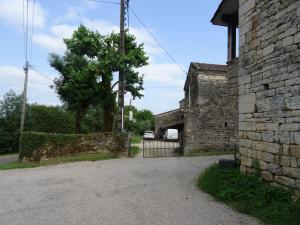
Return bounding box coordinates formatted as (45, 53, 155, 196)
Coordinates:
(239, 0, 300, 194)
(155, 109, 184, 138)
(22, 132, 129, 162)
(184, 63, 238, 152)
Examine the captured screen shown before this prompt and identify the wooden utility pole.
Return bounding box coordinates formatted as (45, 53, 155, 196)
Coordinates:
(18, 61, 29, 161)
(118, 0, 126, 132)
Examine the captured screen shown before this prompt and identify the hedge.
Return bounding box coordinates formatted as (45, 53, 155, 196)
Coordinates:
(21, 132, 79, 160)
(20, 132, 129, 162)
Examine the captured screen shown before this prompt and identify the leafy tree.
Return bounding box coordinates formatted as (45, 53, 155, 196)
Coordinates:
(49, 27, 103, 133)
(124, 106, 155, 135)
(0, 90, 23, 153)
(63, 25, 148, 132)
(26, 105, 75, 134)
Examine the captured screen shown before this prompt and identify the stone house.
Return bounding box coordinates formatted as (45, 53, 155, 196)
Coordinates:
(156, 0, 300, 194)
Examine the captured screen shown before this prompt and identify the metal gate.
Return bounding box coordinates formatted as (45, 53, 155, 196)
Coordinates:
(143, 139, 183, 158)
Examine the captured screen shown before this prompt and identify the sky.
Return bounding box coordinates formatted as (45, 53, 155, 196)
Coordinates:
(0, 0, 228, 114)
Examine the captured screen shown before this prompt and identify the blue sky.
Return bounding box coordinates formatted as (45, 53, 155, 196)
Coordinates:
(0, 0, 227, 114)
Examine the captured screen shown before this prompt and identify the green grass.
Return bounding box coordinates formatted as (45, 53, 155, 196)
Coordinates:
(131, 135, 142, 144)
(129, 146, 140, 157)
(186, 149, 236, 157)
(198, 164, 300, 225)
(0, 153, 117, 170)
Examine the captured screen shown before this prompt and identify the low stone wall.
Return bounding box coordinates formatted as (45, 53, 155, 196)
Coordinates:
(21, 132, 128, 162)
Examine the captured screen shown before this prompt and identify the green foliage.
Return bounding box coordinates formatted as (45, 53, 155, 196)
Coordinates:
(124, 105, 155, 135)
(131, 135, 142, 144)
(129, 146, 140, 157)
(198, 164, 300, 225)
(21, 132, 79, 158)
(0, 90, 23, 153)
(50, 25, 148, 132)
(26, 104, 75, 134)
(0, 153, 117, 170)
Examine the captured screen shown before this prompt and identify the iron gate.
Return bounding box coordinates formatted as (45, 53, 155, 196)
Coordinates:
(143, 139, 183, 158)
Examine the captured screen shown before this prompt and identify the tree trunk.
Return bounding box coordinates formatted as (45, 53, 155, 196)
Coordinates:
(103, 75, 115, 132)
(75, 109, 83, 133)
(104, 102, 114, 132)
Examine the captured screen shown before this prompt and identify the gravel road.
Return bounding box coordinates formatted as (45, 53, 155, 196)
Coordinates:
(0, 156, 261, 225)
(0, 154, 18, 165)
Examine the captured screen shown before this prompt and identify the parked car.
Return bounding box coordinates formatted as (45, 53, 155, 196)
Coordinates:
(163, 129, 178, 141)
(143, 130, 155, 139)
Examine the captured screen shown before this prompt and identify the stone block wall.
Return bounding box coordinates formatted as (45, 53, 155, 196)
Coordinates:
(239, 0, 300, 193)
(22, 132, 128, 162)
(184, 63, 238, 152)
(155, 109, 184, 138)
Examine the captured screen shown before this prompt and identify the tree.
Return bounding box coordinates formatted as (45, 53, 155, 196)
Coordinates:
(63, 25, 148, 132)
(49, 28, 104, 133)
(0, 90, 23, 153)
(26, 105, 75, 134)
(124, 106, 155, 135)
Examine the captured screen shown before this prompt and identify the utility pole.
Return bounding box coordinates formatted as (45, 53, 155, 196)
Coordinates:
(118, 0, 126, 132)
(18, 61, 29, 161)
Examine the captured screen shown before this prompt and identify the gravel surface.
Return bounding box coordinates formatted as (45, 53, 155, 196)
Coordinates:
(0, 154, 18, 165)
(0, 156, 261, 225)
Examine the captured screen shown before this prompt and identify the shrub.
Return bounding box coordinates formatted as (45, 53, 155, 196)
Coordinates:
(21, 132, 79, 160)
(198, 164, 300, 225)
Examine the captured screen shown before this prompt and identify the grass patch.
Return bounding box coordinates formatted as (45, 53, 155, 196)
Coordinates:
(131, 135, 142, 144)
(129, 146, 140, 157)
(198, 164, 300, 225)
(186, 149, 235, 157)
(0, 153, 117, 170)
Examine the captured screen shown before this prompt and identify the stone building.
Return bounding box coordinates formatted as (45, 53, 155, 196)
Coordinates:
(237, 0, 300, 194)
(156, 0, 300, 194)
(183, 63, 238, 152)
(155, 0, 239, 153)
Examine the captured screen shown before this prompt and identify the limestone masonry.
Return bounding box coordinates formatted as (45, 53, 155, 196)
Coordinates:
(238, 0, 300, 195)
(155, 0, 300, 194)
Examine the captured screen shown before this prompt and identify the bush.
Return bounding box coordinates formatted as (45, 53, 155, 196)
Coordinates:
(21, 132, 79, 160)
(26, 105, 75, 134)
(198, 164, 300, 225)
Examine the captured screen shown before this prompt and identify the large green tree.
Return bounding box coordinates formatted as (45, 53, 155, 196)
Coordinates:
(53, 25, 148, 132)
(0, 90, 23, 153)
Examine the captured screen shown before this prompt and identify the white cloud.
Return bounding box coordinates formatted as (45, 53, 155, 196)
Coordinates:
(139, 63, 186, 86)
(33, 24, 76, 53)
(0, 65, 60, 105)
(0, 0, 46, 29)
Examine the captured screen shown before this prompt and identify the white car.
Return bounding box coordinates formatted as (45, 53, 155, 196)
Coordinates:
(143, 131, 155, 139)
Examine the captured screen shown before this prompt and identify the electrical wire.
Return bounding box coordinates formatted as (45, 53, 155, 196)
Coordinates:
(29, 0, 36, 63)
(144, 86, 183, 89)
(128, 6, 187, 75)
(31, 66, 55, 82)
(87, 0, 187, 75)
(25, 0, 29, 62)
(87, 0, 120, 5)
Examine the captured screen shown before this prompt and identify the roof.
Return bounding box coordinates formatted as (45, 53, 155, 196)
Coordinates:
(184, 62, 228, 90)
(211, 0, 239, 26)
(190, 62, 228, 73)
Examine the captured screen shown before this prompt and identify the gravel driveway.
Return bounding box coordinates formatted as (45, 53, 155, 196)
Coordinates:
(0, 156, 261, 225)
(0, 154, 18, 164)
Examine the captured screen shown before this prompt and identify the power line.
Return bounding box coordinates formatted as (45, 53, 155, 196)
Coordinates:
(29, 0, 36, 62)
(88, 0, 187, 75)
(128, 6, 187, 75)
(31, 66, 54, 82)
(144, 86, 183, 89)
(87, 0, 120, 5)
